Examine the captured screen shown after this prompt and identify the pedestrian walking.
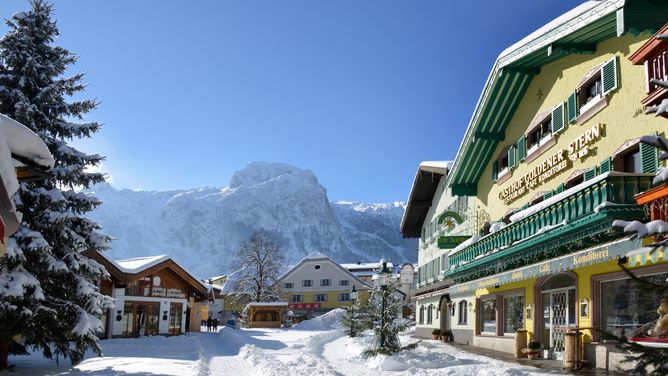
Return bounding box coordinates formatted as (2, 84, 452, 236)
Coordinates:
(206, 316, 213, 332)
(212, 318, 219, 332)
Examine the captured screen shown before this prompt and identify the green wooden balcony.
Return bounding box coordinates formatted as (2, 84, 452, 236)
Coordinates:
(444, 173, 653, 283)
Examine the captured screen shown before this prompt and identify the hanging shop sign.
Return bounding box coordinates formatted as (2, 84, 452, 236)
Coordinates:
(438, 235, 472, 249)
(498, 123, 605, 205)
(448, 237, 639, 296)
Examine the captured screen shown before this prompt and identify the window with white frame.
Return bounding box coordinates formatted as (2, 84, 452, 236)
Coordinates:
(458, 300, 468, 325)
(315, 293, 328, 302)
(338, 293, 351, 302)
(284, 282, 293, 289)
(427, 304, 433, 324)
(291, 294, 303, 303)
(339, 280, 349, 286)
(320, 279, 331, 287)
(302, 280, 312, 287)
(419, 306, 425, 325)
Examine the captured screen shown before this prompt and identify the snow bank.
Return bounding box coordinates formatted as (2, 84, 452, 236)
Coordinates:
(293, 308, 345, 331)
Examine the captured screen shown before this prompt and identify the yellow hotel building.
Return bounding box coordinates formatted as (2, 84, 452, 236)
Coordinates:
(401, 0, 668, 371)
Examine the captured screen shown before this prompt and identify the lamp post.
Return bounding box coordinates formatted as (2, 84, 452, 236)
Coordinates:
(378, 258, 391, 349)
(350, 285, 358, 337)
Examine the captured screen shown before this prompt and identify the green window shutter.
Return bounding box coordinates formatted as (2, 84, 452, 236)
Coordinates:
(518, 135, 526, 161)
(584, 167, 597, 181)
(567, 90, 579, 123)
(492, 160, 498, 182)
(544, 191, 553, 200)
(551, 103, 565, 133)
(599, 157, 612, 174)
(555, 183, 564, 194)
(602, 56, 619, 96)
(508, 145, 516, 169)
(640, 142, 659, 173)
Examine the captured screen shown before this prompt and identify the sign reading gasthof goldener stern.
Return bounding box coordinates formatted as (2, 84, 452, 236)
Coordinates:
(498, 123, 603, 205)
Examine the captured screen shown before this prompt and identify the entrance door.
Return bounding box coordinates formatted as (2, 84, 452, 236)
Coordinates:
(122, 302, 160, 337)
(169, 303, 183, 335)
(540, 273, 576, 359)
(543, 288, 576, 359)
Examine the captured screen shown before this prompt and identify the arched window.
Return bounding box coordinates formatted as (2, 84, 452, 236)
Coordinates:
(427, 304, 433, 324)
(458, 300, 468, 325)
(419, 306, 425, 324)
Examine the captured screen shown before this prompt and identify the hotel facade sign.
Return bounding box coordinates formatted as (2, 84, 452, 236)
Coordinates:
(499, 124, 604, 205)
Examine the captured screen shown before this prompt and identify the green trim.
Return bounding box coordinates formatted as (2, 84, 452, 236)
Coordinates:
(438, 211, 464, 225)
(438, 236, 472, 249)
(444, 174, 653, 283)
(451, 184, 477, 196)
(548, 42, 596, 56)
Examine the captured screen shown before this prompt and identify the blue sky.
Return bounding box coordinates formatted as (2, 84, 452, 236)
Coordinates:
(0, 0, 583, 203)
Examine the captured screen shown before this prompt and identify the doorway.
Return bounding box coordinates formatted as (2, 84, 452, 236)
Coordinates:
(169, 303, 183, 335)
(439, 295, 451, 334)
(121, 301, 160, 337)
(540, 274, 576, 360)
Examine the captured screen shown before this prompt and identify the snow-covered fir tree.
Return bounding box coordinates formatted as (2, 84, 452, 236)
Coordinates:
(341, 297, 372, 338)
(230, 232, 284, 305)
(366, 275, 406, 354)
(0, 0, 113, 368)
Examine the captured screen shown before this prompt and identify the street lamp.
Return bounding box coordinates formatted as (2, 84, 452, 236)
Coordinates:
(350, 285, 358, 337)
(378, 258, 391, 349)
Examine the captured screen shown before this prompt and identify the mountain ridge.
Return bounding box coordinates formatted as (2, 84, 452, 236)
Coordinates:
(88, 162, 416, 278)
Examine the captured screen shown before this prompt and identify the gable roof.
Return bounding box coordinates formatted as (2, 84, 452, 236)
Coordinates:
(85, 250, 208, 298)
(446, 0, 668, 195)
(277, 253, 371, 289)
(400, 161, 450, 238)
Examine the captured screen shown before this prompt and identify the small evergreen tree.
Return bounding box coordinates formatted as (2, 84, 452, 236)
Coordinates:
(0, 0, 113, 368)
(366, 279, 405, 355)
(341, 297, 371, 337)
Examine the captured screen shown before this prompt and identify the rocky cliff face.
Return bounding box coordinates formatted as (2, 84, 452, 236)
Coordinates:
(89, 162, 416, 278)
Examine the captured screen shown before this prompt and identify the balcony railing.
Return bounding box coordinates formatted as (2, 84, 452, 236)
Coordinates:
(446, 173, 653, 279)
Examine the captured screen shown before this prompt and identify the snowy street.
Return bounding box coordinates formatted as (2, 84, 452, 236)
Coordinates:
(12, 312, 562, 376)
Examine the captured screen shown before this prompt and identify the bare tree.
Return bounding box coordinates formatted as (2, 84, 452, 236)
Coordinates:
(230, 232, 284, 304)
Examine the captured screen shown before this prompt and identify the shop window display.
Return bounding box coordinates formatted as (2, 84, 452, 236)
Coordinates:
(503, 295, 525, 334)
(481, 299, 496, 334)
(600, 273, 666, 338)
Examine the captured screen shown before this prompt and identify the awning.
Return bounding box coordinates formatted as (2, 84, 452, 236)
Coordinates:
(450, 237, 640, 297)
(626, 246, 666, 268)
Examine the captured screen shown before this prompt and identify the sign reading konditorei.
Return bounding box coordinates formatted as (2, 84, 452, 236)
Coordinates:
(498, 123, 604, 205)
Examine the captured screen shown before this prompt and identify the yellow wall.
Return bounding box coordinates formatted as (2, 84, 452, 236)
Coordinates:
(287, 290, 370, 309)
(477, 33, 662, 223)
(475, 278, 537, 338)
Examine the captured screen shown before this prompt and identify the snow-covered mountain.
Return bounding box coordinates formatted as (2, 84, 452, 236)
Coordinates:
(88, 162, 416, 278)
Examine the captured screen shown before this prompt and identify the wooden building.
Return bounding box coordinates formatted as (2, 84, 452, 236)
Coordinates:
(246, 302, 288, 328)
(86, 251, 208, 338)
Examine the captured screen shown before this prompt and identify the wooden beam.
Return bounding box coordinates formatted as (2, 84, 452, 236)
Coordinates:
(501, 66, 540, 76)
(474, 131, 505, 142)
(548, 43, 596, 56)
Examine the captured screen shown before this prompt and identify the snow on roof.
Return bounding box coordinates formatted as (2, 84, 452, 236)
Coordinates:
(499, 1, 604, 58)
(0, 115, 54, 234)
(221, 268, 245, 293)
(203, 282, 225, 292)
(340, 262, 394, 270)
(114, 255, 170, 273)
(246, 301, 289, 307)
(0, 114, 54, 169)
(304, 251, 329, 260)
(418, 161, 451, 175)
